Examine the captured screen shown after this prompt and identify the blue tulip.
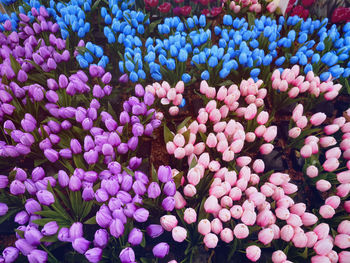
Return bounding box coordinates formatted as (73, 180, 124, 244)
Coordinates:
(250, 68, 260, 78)
(316, 42, 325, 51)
(199, 15, 206, 27)
(275, 57, 285, 66)
(78, 58, 88, 68)
(167, 59, 176, 70)
(320, 71, 331, 81)
(178, 49, 188, 63)
(214, 26, 221, 35)
(119, 61, 124, 73)
(125, 60, 135, 72)
(219, 68, 230, 79)
(250, 40, 259, 49)
(138, 70, 146, 79)
(343, 68, 350, 77)
(179, 98, 186, 108)
(304, 64, 313, 74)
(159, 55, 167, 66)
(311, 53, 320, 64)
(223, 15, 233, 26)
(151, 72, 162, 81)
(130, 71, 138, 82)
(239, 52, 248, 65)
(170, 46, 178, 57)
(201, 70, 210, 80)
(182, 73, 191, 83)
(208, 56, 218, 67)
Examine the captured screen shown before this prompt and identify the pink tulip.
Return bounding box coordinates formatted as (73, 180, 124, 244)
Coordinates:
(338, 251, 350, 263)
(316, 180, 332, 192)
(275, 207, 290, 220)
(172, 226, 187, 242)
(257, 111, 269, 125)
(175, 81, 184, 93)
(255, 125, 266, 137)
(211, 218, 223, 234)
(292, 104, 304, 122)
(280, 225, 294, 242)
(230, 205, 243, 219)
(245, 132, 256, 142)
(324, 124, 340, 135)
(314, 239, 333, 256)
(319, 205, 335, 219)
(311, 255, 331, 263)
(323, 158, 339, 172)
(305, 231, 318, 248)
(292, 232, 308, 248)
(220, 228, 234, 243)
(166, 142, 176, 154)
(296, 116, 308, 129)
(197, 111, 208, 124)
(260, 143, 274, 155)
(337, 171, 350, 184)
(337, 183, 350, 197)
(234, 223, 249, 239)
(258, 228, 274, 245)
(271, 69, 280, 81)
(183, 184, 196, 197)
(204, 196, 220, 213)
(325, 147, 341, 159)
(169, 106, 179, 116)
(206, 133, 217, 148)
(325, 196, 341, 209)
(327, 250, 338, 263)
(246, 245, 261, 262)
(263, 126, 277, 142)
(267, 1, 277, 12)
(209, 109, 221, 123)
(174, 147, 186, 159)
(306, 165, 318, 178)
(220, 196, 233, 207)
(289, 127, 301, 138)
(301, 212, 318, 226)
(241, 209, 256, 226)
(244, 103, 257, 120)
(272, 250, 287, 263)
(334, 234, 350, 249)
(338, 220, 350, 235)
(236, 156, 251, 167)
(310, 113, 327, 126)
(217, 87, 227, 101)
(203, 233, 218, 248)
(320, 136, 337, 148)
(300, 144, 312, 158)
(174, 191, 186, 209)
(160, 215, 178, 231)
(183, 208, 197, 224)
(314, 223, 330, 240)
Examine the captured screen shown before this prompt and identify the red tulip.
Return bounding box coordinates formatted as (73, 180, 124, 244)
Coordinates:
(158, 2, 171, 13)
(201, 9, 210, 16)
(180, 6, 192, 16)
(199, 0, 209, 5)
(145, 0, 159, 8)
(210, 7, 222, 17)
(174, 0, 184, 3)
(332, 7, 350, 23)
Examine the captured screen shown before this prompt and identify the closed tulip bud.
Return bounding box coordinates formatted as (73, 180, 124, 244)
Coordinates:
(316, 180, 332, 192)
(246, 245, 261, 262)
(183, 184, 197, 197)
(310, 113, 327, 126)
(319, 205, 335, 219)
(292, 232, 308, 248)
(172, 226, 187, 242)
(323, 158, 339, 172)
(152, 242, 169, 258)
(234, 223, 249, 239)
(306, 165, 318, 178)
(42, 221, 59, 236)
(72, 237, 90, 254)
(36, 190, 54, 206)
(119, 247, 135, 263)
(314, 239, 333, 256)
(85, 247, 102, 263)
(0, 203, 8, 216)
(339, 251, 350, 262)
(184, 208, 197, 224)
(335, 234, 350, 249)
(2, 246, 19, 262)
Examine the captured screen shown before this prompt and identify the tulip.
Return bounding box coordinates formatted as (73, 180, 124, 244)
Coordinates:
(246, 245, 261, 262)
(119, 247, 135, 263)
(85, 247, 102, 263)
(172, 226, 187, 242)
(2, 247, 19, 262)
(27, 249, 47, 263)
(128, 228, 143, 246)
(153, 242, 169, 258)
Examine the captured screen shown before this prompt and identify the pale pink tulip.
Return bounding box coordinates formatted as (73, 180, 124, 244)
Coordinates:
(160, 215, 178, 231)
(172, 226, 187, 242)
(183, 208, 197, 224)
(246, 245, 261, 262)
(203, 233, 218, 248)
(234, 223, 249, 239)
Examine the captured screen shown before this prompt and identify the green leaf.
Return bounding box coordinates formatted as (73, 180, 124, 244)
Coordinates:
(35, 210, 60, 218)
(177, 116, 192, 132)
(182, 129, 191, 145)
(80, 201, 94, 220)
(9, 54, 20, 74)
(189, 157, 197, 169)
(91, 0, 103, 11)
(140, 233, 146, 248)
(227, 238, 238, 261)
(0, 207, 21, 224)
(84, 216, 96, 225)
(151, 163, 158, 183)
(174, 171, 184, 189)
(15, 229, 24, 238)
(163, 123, 174, 143)
(149, 19, 162, 33)
(34, 159, 47, 167)
(218, 80, 234, 87)
(32, 218, 56, 226)
(73, 155, 86, 169)
(40, 235, 58, 243)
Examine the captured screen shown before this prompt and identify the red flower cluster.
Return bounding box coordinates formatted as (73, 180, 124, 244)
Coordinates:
(158, 2, 171, 13)
(332, 7, 350, 23)
(301, 0, 315, 7)
(290, 5, 309, 20)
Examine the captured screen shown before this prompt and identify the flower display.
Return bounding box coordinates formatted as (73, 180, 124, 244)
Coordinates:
(0, 0, 350, 263)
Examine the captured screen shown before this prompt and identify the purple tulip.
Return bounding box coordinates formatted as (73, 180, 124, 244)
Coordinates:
(146, 224, 164, 238)
(108, 198, 122, 211)
(58, 227, 70, 242)
(61, 120, 72, 130)
(129, 157, 142, 170)
(0, 203, 8, 216)
(132, 123, 144, 137)
(124, 203, 137, 218)
(134, 171, 149, 185)
(69, 175, 82, 191)
(14, 168, 27, 181)
(132, 180, 146, 195)
(105, 119, 117, 132)
(101, 72, 111, 84)
(69, 222, 83, 240)
(134, 84, 145, 97)
(82, 187, 95, 201)
(147, 182, 161, 199)
(2, 247, 19, 262)
(128, 228, 143, 246)
(20, 118, 36, 132)
(10, 180, 26, 195)
(74, 168, 85, 180)
(85, 247, 102, 263)
(108, 162, 121, 175)
(49, 134, 60, 145)
(96, 206, 112, 228)
(127, 137, 138, 151)
(119, 74, 129, 83)
(36, 190, 54, 206)
(32, 167, 45, 182)
(25, 198, 41, 215)
(84, 150, 98, 165)
(0, 90, 12, 103)
(15, 144, 31, 155)
(57, 170, 69, 187)
(70, 139, 82, 154)
(20, 133, 35, 146)
(110, 218, 124, 238)
(58, 74, 68, 88)
(119, 247, 135, 263)
(14, 210, 29, 225)
(2, 103, 15, 115)
(144, 123, 154, 136)
(72, 237, 90, 254)
(93, 85, 104, 98)
(132, 194, 143, 205)
(15, 239, 34, 256)
(33, 53, 44, 65)
(90, 99, 100, 110)
(117, 143, 128, 154)
(108, 132, 121, 147)
(133, 208, 149, 223)
(0, 175, 8, 189)
(158, 166, 172, 183)
(116, 191, 132, 204)
(3, 120, 15, 133)
(89, 65, 100, 77)
(102, 143, 114, 156)
(24, 180, 37, 195)
(94, 229, 109, 248)
(144, 92, 155, 106)
(153, 242, 169, 258)
(95, 189, 109, 203)
(47, 58, 57, 70)
(102, 179, 119, 196)
(27, 249, 47, 263)
(84, 171, 98, 183)
(82, 118, 93, 130)
(162, 196, 175, 211)
(24, 226, 43, 246)
(59, 148, 72, 159)
(42, 221, 59, 236)
(121, 174, 133, 192)
(112, 209, 127, 224)
(44, 149, 59, 163)
(163, 181, 176, 196)
(151, 119, 161, 129)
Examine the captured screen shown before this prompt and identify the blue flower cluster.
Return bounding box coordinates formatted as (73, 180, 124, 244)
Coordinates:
(76, 41, 110, 68)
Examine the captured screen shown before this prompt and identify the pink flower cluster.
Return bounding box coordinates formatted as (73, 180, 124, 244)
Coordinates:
(271, 66, 341, 100)
(158, 76, 350, 262)
(145, 81, 185, 116)
(224, 0, 262, 14)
